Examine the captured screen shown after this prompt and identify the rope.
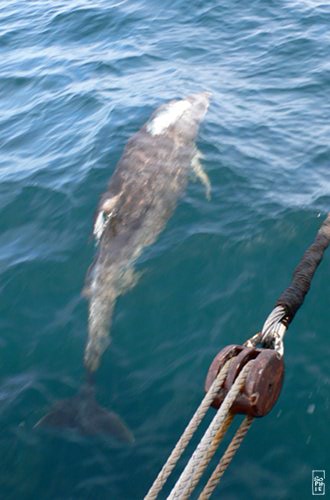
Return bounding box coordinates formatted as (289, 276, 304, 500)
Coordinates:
(198, 415, 254, 500)
(260, 306, 287, 356)
(245, 213, 330, 356)
(276, 213, 330, 324)
(168, 361, 254, 500)
(245, 305, 287, 356)
(144, 358, 233, 500)
(145, 214, 330, 500)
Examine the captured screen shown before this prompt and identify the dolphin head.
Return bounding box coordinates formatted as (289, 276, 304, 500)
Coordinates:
(146, 92, 211, 141)
(186, 91, 211, 121)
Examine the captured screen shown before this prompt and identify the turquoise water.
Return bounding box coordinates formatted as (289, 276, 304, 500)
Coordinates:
(0, 1, 329, 498)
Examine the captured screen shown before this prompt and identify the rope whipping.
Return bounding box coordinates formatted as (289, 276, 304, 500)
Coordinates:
(276, 213, 330, 323)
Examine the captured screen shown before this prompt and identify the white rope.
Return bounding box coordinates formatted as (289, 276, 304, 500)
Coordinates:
(168, 361, 254, 500)
(198, 415, 254, 500)
(146, 310, 285, 500)
(144, 358, 233, 500)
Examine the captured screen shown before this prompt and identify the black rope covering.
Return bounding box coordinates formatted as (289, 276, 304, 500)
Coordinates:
(276, 213, 330, 325)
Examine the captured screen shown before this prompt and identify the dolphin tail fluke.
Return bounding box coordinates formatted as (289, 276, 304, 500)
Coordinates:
(34, 383, 134, 444)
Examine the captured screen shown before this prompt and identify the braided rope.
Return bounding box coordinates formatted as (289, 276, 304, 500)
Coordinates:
(144, 358, 233, 500)
(199, 415, 254, 499)
(168, 361, 254, 500)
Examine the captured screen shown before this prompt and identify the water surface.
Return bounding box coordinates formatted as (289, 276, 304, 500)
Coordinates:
(0, 1, 329, 498)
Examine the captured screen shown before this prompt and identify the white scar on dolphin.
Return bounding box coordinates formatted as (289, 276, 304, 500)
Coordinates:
(36, 92, 211, 442)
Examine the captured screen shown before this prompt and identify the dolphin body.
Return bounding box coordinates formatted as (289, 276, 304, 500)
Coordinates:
(36, 92, 211, 442)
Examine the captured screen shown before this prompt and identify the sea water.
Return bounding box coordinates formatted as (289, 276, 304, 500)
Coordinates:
(0, 1, 329, 498)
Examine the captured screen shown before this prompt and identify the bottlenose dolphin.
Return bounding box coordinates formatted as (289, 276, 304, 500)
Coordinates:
(36, 92, 211, 441)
